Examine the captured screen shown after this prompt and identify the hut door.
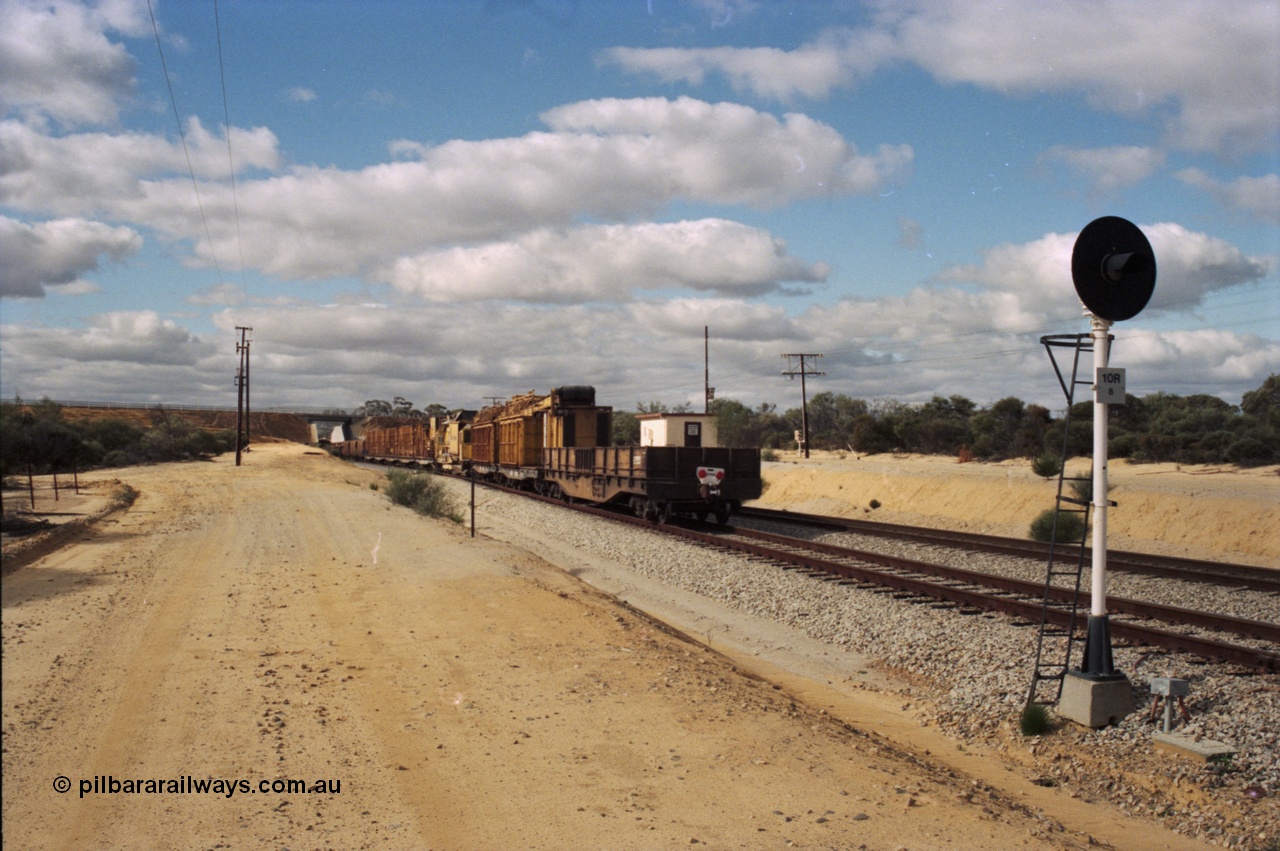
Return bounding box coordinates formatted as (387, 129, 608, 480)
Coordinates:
(684, 422, 702, 448)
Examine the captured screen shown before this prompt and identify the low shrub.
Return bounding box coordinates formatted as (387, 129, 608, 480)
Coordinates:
(1031, 453, 1062, 479)
(385, 470, 462, 524)
(1020, 702, 1052, 736)
(1029, 508, 1087, 543)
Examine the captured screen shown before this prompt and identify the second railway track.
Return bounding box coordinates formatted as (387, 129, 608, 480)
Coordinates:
(739, 506, 1280, 593)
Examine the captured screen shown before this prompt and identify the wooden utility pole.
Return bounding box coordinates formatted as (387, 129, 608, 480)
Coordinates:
(235, 326, 252, 466)
(704, 326, 713, 413)
(781, 353, 824, 459)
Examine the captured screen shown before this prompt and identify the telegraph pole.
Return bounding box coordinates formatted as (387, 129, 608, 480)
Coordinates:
(244, 334, 251, 451)
(704, 325, 713, 413)
(235, 326, 252, 466)
(781, 353, 824, 458)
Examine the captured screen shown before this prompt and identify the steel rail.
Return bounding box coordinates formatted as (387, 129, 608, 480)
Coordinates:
(738, 506, 1280, 593)
(714, 526, 1280, 643)
(512, 491, 1279, 670)
(662, 523, 1279, 673)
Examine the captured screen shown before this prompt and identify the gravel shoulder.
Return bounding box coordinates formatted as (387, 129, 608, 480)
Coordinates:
(3, 443, 1173, 850)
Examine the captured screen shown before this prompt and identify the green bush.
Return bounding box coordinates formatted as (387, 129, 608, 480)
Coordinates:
(1020, 702, 1052, 736)
(1031, 453, 1062, 479)
(1225, 435, 1277, 466)
(385, 470, 462, 524)
(1029, 508, 1087, 544)
(101, 449, 133, 468)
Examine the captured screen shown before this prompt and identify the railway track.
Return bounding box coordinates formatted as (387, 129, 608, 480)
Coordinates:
(525, 491, 1280, 673)
(738, 506, 1280, 593)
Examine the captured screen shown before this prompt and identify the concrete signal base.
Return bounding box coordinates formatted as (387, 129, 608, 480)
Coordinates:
(1058, 671, 1135, 728)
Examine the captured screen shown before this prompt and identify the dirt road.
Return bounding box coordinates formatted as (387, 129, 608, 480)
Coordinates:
(3, 445, 1210, 849)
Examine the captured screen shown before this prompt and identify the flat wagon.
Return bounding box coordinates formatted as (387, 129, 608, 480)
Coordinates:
(542, 443, 760, 524)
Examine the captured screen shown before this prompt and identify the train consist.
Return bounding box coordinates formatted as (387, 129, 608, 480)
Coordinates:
(335, 386, 761, 524)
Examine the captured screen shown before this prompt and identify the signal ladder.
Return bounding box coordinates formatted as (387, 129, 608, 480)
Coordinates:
(1025, 332, 1102, 708)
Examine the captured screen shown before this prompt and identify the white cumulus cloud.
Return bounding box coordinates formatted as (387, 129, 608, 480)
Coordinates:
(1176, 169, 1280, 224)
(1039, 145, 1166, 195)
(385, 220, 829, 302)
(603, 0, 1280, 156)
(0, 0, 149, 126)
(936, 223, 1271, 317)
(0, 215, 142, 297)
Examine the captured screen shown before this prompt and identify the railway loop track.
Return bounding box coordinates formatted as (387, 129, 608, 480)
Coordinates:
(738, 506, 1280, 593)
(687, 523, 1278, 673)
(508, 484, 1280, 674)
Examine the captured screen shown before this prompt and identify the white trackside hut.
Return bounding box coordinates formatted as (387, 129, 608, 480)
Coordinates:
(637, 412, 719, 448)
(636, 412, 731, 513)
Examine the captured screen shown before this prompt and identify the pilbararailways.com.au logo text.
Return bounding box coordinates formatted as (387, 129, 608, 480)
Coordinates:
(58, 775, 341, 799)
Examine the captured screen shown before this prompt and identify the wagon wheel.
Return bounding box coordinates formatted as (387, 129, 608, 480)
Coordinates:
(657, 501, 674, 525)
(714, 503, 731, 526)
(643, 499, 659, 522)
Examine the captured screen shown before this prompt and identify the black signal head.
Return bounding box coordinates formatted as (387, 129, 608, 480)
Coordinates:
(1071, 216, 1157, 322)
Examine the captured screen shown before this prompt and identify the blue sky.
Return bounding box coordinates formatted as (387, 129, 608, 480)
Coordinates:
(2, 0, 1277, 415)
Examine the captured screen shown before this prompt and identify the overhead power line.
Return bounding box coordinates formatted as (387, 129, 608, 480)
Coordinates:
(146, 0, 224, 283)
(213, 0, 248, 284)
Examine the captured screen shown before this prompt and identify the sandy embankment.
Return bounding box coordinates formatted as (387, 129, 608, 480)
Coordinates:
(753, 452, 1280, 567)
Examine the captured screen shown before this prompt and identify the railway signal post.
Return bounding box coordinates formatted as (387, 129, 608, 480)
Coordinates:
(1056, 216, 1155, 728)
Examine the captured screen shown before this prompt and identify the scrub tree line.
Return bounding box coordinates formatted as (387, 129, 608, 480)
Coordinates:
(358, 372, 1278, 467)
(0, 399, 237, 480)
(703, 374, 1279, 466)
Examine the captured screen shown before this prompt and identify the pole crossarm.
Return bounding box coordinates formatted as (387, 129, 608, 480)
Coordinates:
(780, 353, 825, 459)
